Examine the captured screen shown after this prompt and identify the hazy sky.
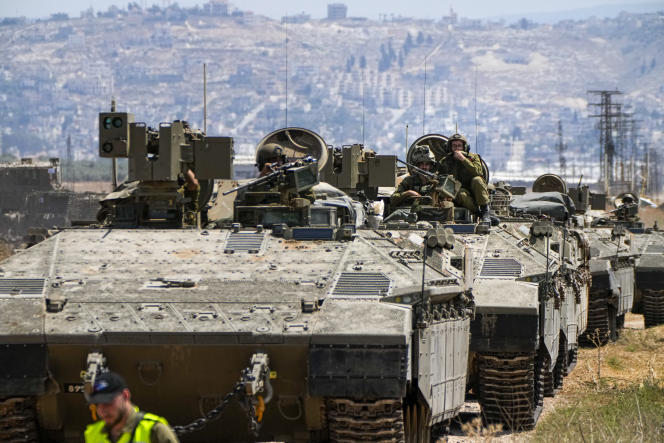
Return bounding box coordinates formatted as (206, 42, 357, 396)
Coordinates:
(1, 0, 661, 20)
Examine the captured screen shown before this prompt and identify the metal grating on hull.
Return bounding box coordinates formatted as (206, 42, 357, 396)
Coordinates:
(480, 258, 522, 277)
(332, 272, 391, 297)
(224, 232, 265, 253)
(0, 278, 45, 296)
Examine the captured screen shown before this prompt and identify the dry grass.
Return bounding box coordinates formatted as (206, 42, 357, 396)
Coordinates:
(640, 207, 664, 229)
(532, 313, 664, 442)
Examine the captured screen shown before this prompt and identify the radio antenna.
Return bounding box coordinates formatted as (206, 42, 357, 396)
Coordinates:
(474, 67, 478, 153)
(203, 63, 207, 133)
(423, 56, 427, 135)
(362, 71, 365, 146)
(284, 16, 288, 127)
(405, 124, 409, 158)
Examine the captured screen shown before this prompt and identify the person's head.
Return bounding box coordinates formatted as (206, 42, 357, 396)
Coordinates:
(448, 133, 469, 153)
(411, 145, 435, 173)
(86, 372, 132, 428)
(256, 143, 286, 171)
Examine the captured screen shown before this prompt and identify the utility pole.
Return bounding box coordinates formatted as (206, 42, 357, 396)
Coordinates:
(556, 120, 567, 178)
(588, 89, 623, 195)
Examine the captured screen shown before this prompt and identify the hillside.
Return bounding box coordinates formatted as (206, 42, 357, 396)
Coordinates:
(0, 7, 662, 183)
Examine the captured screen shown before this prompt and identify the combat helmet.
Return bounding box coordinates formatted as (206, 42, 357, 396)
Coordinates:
(448, 133, 470, 152)
(256, 143, 287, 171)
(411, 145, 435, 165)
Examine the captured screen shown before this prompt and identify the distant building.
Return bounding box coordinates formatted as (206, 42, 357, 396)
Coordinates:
(204, 0, 228, 17)
(441, 7, 458, 25)
(281, 13, 310, 24)
(327, 3, 348, 20)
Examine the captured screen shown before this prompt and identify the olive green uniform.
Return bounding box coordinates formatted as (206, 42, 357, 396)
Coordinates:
(387, 174, 452, 222)
(437, 152, 489, 212)
(390, 174, 431, 207)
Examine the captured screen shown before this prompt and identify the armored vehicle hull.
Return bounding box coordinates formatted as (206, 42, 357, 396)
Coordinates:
(460, 219, 589, 429)
(633, 230, 664, 327)
(583, 228, 636, 343)
(0, 221, 475, 441)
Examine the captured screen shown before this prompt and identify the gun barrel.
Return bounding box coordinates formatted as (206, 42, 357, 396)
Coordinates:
(397, 158, 437, 179)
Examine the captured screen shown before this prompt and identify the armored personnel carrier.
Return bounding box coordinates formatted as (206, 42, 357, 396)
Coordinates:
(510, 174, 635, 345)
(0, 116, 475, 442)
(387, 136, 590, 431)
(0, 158, 101, 246)
(634, 229, 664, 327)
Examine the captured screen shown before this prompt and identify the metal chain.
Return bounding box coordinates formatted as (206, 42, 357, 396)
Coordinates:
(172, 382, 244, 436)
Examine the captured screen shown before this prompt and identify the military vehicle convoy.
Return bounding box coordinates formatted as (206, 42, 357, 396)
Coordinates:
(4, 112, 638, 441)
(397, 135, 590, 430)
(0, 158, 101, 246)
(0, 115, 478, 442)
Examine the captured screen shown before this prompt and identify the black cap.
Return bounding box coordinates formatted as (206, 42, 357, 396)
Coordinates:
(85, 371, 127, 404)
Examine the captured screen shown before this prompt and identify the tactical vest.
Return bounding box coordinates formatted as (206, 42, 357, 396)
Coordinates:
(84, 409, 169, 443)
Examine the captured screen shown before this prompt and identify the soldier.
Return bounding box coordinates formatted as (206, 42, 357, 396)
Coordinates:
(256, 142, 287, 177)
(84, 371, 179, 443)
(390, 145, 437, 207)
(249, 142, 315, 203)
(386, 145, 447, 222)
(439, 133, 491, 223)
(179, 168, 200, 212)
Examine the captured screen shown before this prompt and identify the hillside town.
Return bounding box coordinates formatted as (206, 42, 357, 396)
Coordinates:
(0, 1, 662, 193)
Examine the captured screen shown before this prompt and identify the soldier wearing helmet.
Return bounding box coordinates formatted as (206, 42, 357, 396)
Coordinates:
(256, 143, 287, 177)
(390, 145, 437, 207)
(439, 133, 491, 223)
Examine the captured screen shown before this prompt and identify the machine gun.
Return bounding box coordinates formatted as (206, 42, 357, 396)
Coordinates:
(397, 158, 461, 206)
(223, 156, 318, 197)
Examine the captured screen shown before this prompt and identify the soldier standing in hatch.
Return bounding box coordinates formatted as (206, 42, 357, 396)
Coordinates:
(386, 145, 442, 222)
(438, 133, 491, 223)
(256, 143, 287, 177)
(84, 371, 179, 443)
(390, 145, 437, 207)
(250, 142, 315, 203)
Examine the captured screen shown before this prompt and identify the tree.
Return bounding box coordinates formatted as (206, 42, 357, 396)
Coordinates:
(416, 31, 424, 45)
(359, 55, 367, 69)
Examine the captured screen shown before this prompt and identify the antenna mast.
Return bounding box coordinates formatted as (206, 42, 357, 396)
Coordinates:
(284, 18, 288, 127)
(361, 71, 365, 146)
(423, 57, 427, 135)
(203, 63, 207, 133)
(474, 67, 478, 153)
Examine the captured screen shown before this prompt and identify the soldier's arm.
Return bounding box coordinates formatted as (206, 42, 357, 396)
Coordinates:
(390, 177, 414, 206)
(150, 422, 180, 443)
(461, 153, 484, 178)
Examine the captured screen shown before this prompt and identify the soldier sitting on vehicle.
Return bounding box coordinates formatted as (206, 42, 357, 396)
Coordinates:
(438, 133, 491, 224)
(386, 145, 451, 222)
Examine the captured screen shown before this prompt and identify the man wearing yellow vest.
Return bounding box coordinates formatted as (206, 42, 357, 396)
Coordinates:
(84, 371, 179, 443)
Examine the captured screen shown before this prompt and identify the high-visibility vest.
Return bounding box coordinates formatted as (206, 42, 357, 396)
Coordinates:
(84, 408, 169, 443)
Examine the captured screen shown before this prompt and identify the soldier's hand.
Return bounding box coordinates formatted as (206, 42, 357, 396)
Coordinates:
(453, 151, 466, 162)
(259, 163, 276, 177)
(403, 190, 422, 198)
